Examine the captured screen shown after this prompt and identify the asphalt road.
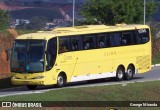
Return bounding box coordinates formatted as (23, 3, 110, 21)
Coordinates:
(0, 66, 160, 98)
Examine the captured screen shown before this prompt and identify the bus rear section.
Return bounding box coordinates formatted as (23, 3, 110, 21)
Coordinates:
(55, 26, 151, 83)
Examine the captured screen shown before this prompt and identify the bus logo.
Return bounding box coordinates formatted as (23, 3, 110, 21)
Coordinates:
(2, 102, 11, 107)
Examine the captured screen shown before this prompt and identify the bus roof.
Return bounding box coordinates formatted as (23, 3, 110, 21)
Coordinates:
(16, 24, 149, 40)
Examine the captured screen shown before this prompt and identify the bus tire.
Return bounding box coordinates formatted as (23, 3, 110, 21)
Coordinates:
(116, 66, 124, 81)
(27, 85, 37, 90)
(125, 65, 134, 80)
(56, 73, 66, 88)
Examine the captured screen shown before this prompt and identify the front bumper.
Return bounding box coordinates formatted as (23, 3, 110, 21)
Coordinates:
(11, 78, 46, 85)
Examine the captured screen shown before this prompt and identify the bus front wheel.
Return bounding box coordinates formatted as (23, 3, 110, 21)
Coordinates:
(56, 74, 66, 88)
(27, 85, 37, 90)
(116, 66, 124, 81)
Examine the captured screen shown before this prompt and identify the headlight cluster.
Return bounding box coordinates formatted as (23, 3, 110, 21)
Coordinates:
(12, 76, 17, 79)
(12, 76, 45, 79)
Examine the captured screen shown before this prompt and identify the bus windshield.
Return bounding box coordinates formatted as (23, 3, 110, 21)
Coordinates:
(11, 40, 46, 73)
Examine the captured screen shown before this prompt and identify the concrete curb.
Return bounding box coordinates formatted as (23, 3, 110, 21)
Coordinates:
(152, 63, 160, 67)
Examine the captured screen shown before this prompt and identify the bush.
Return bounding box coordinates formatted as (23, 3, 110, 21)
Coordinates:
(0, 9, 10, 30)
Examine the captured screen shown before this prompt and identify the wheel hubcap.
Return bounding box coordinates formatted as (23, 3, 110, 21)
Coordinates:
(58, 76, 63, 85)
(127, 69, 132, 78)
(118, 70, 123, 78)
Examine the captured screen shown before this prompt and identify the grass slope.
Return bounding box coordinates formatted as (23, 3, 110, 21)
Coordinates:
(1, 80, 160, 101)
(1, 80, 160, 110)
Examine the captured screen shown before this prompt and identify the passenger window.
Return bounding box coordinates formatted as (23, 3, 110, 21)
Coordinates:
(121, 31, 135, 45)
(59, 37, 70, 53)
(139, 29, 149, 43)
(105, 35, 110, 47)
(135, 31, 142, 44)
(97, 34, 105, 48)
(71, 36, 83, 51)
(47, 38, 57, 70)
(135, 29, 149, 44)
(83, 35, 95, 50)
(109, 33, 121, 47)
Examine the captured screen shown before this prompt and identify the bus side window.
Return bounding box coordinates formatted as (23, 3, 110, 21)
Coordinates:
(135, 29, 149, 44)
(121, 31, 135, 45)
(47, 37, 57, 70)
(59, 37, 70, 53)
(135, 31, 142, 44)
(71, 36, 83, 51)
(83, 35, 96, 50)
(109, 33, 121, 47)
(105, 35, 110, 47)
(140, 29, 149, 43)
(96, 34, 105, 48)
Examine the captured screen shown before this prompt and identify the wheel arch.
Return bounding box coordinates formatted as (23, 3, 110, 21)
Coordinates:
(117, 64, 125, 72)
(58, 71, 67, 82)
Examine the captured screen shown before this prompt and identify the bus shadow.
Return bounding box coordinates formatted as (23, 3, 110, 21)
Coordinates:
(132, 77, 144, 80)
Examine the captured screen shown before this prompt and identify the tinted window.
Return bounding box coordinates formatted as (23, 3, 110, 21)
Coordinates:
(139, 29, 149, 43)
(11, 40, 46, 73)
(105, 35, 111, 47)
(83, 35, 95, 49)
(47, 38, 57, 70)
(109, 33, 121, 46)
(135, 29, 149, 44)
(71, 36, 83, 51)
(96, 34, 105, 48)
(59, 37, 70, 53)
(121, 31, 135, 45)
(48, 38, 57, 55)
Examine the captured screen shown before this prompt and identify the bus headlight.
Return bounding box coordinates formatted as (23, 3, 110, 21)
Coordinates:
(34, 76, 45, 79)
(12, 76, 17, 79)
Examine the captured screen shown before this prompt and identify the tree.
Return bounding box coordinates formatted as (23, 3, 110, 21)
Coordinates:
(27, 16, 47, 30)
(80, 0, 157, 25)
(0, 9, 10, 29)
(16, 20, 28, 30)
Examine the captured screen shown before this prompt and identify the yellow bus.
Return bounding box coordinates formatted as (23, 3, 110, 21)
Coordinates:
(11, 24, 151, 90)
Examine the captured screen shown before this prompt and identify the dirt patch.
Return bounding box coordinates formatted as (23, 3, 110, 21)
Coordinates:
(1, 50, 7, 61)
(6, 28, 18, 38)
(0, 30, 16, 79)
(152, 40, 160, 55)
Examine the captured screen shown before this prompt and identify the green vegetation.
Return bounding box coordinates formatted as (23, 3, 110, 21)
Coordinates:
(16, 16, 48, 30)
(16, 29, 38, 35)
(1, 80, 160, 101)
(0, 27, 7, 34)
(80, 0, 157, 25)
(152, 54, 160, 64)
(1, 80, 160, 110)
(0, 9, 10, 33)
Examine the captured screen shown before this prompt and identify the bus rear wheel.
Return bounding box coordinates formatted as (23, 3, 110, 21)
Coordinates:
(116, 66, 124, 81)
(125, 65, 134, 80)
(27, 85, 37, 90)
(56, 74, 66, 88)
